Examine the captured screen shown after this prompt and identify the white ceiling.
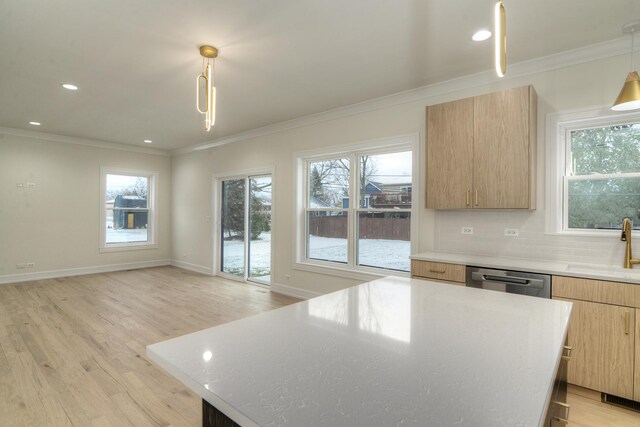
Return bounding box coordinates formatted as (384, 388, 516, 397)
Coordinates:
(1, 0, 639, 151)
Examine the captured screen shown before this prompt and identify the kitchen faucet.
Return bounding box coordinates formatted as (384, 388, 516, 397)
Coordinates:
(621, 218, 640, 269)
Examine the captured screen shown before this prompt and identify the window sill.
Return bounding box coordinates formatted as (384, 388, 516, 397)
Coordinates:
(544, 229, 626, 238)
(99, 243, 159, 253)
(292, 260, 410, 282)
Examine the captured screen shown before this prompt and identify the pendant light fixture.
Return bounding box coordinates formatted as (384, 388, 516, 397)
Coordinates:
(494, 0, 506, 77)
(612, 21, 640, 111)
(196, 45, 218, 131)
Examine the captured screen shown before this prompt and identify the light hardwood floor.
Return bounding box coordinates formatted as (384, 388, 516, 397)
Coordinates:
(0, 267, 298, 427)
(1, 266, 639, 426)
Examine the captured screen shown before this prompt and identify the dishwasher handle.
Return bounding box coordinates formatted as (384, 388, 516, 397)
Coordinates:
(471, 271, 544, 289)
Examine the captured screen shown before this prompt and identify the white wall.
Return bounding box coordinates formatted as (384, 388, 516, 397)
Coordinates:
(172, 52, 634, 296)
(0, 133, 172, 282)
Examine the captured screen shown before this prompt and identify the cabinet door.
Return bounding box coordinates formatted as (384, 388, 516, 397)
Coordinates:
(473, 86, 533, 208)
(561, 298, 634, 399)
(635, 308, 640, 402)
(426, 99, 474, 209)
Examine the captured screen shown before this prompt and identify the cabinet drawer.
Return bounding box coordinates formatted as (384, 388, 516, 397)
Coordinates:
(552, 276, 640, 308)
(411, 260, 465, 283)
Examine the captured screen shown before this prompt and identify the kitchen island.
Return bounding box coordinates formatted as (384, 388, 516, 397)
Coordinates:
(147, 277, 572, 426)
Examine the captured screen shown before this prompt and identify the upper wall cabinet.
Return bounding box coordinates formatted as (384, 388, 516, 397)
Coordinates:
(426, 85, 537, 209)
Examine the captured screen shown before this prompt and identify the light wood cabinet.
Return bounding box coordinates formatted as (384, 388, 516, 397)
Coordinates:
(636, 308, 640, 402)
(553, 275, 639, 401)
(557, 298, 635, 399)
(425, 98, 474, 209)
(411, 260, 465, 284)
(425, 85, 537, 209)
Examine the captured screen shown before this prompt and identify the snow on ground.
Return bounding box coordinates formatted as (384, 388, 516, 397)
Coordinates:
(106, 228, 148, 243)
(222, 232, 410, 277)
(308, 236, 410, 271)
(106, 229, 410, 275)
(222, 232, 272, 279)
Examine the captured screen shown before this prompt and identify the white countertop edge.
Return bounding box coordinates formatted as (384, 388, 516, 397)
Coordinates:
(410, 251, 640, 284)
(146, 345, 259, 427)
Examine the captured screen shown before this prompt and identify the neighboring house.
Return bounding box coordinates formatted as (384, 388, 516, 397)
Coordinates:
(113, 195, 148, 229)
(310, 195, 334, 216)
(342, 181, 412, 209)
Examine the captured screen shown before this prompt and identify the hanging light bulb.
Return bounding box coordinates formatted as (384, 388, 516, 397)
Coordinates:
(612, 22, 640, 111)
(197, 45, 218, 131)
(494, 0, 506, 77)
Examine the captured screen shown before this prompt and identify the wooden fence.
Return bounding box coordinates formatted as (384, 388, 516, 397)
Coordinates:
(308, 216, 409, 240)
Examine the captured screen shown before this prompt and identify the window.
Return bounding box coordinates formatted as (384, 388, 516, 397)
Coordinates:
(550, 111, 640, 234)
(100, 168, 158, 251)
(300, 141, 415, 273)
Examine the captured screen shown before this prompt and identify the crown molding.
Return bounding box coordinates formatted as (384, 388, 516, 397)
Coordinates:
(0, 126, 170, 157)
(172, 36, 633, 156)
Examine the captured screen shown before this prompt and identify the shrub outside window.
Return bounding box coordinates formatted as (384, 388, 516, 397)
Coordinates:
(564, 122, 640, 231)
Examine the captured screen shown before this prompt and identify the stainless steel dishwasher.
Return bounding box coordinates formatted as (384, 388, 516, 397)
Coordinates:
(465, 266, 551, 298)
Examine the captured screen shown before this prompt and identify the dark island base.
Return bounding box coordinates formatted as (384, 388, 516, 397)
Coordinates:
(203, 399, 242, 427)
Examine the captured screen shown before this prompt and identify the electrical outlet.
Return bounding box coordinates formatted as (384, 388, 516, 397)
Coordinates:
(461, 227, 474, 235)
(16, 262, 35, 269)
(504, 228, 519, 237)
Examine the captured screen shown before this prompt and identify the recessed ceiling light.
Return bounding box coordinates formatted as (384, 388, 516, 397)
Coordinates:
(472, 29, 492, 42)
(62, 83, 79, 91)
(143, 139, 153, 144)
(29, 121, 41, 126)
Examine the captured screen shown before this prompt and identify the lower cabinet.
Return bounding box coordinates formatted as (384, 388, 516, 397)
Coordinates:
(558, 298, 635, 399)
(553, 275, 640, 401)
(410, 260, 465, 284)
(636, 309, 640, 402)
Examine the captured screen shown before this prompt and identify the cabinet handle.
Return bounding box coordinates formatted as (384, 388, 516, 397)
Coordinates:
(625, 312, 630, 335)
(563, 346, 572, 357)
(474, 189, 479, 207)
(429, 268, 446, 274)
(466, 190, 470, 207)
(553, 401, 570, 424)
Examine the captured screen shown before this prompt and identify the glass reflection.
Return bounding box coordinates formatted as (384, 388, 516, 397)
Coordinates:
(308, 291, 349, 325)
(358, 282, 411, 343)
(307, 281, 411, 344)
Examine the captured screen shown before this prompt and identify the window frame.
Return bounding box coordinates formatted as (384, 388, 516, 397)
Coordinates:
(99, 167, 159, 252)
(295, 135, 418, 277)
(547, 109, 640, 236)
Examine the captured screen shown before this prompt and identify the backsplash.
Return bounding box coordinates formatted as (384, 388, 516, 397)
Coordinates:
(433, 210, 627, 267)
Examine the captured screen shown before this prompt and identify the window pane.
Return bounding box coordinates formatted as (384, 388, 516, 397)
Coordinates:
(307, 211, 348, 263)
(568, 177, 640, 230)
(358, 151, 412, 209)
(106, 174, 149, 244)
(308, 158, 350, 208)
(221, 179, 246, 276)
(357, 212, 410, 271)
(570, 124, 640, 175)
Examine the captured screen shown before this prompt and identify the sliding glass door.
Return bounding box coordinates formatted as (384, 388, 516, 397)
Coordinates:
(219, 174, 272, 285)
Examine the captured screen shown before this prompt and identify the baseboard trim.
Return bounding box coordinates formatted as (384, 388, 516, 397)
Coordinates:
(271, 282, 322, 300)
(170, 260, 213, 275)
(0, 259, 172, 285)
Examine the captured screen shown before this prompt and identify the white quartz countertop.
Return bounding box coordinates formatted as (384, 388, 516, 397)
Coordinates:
(147, 277, 572, 427)
(411, 251, 640, 284)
